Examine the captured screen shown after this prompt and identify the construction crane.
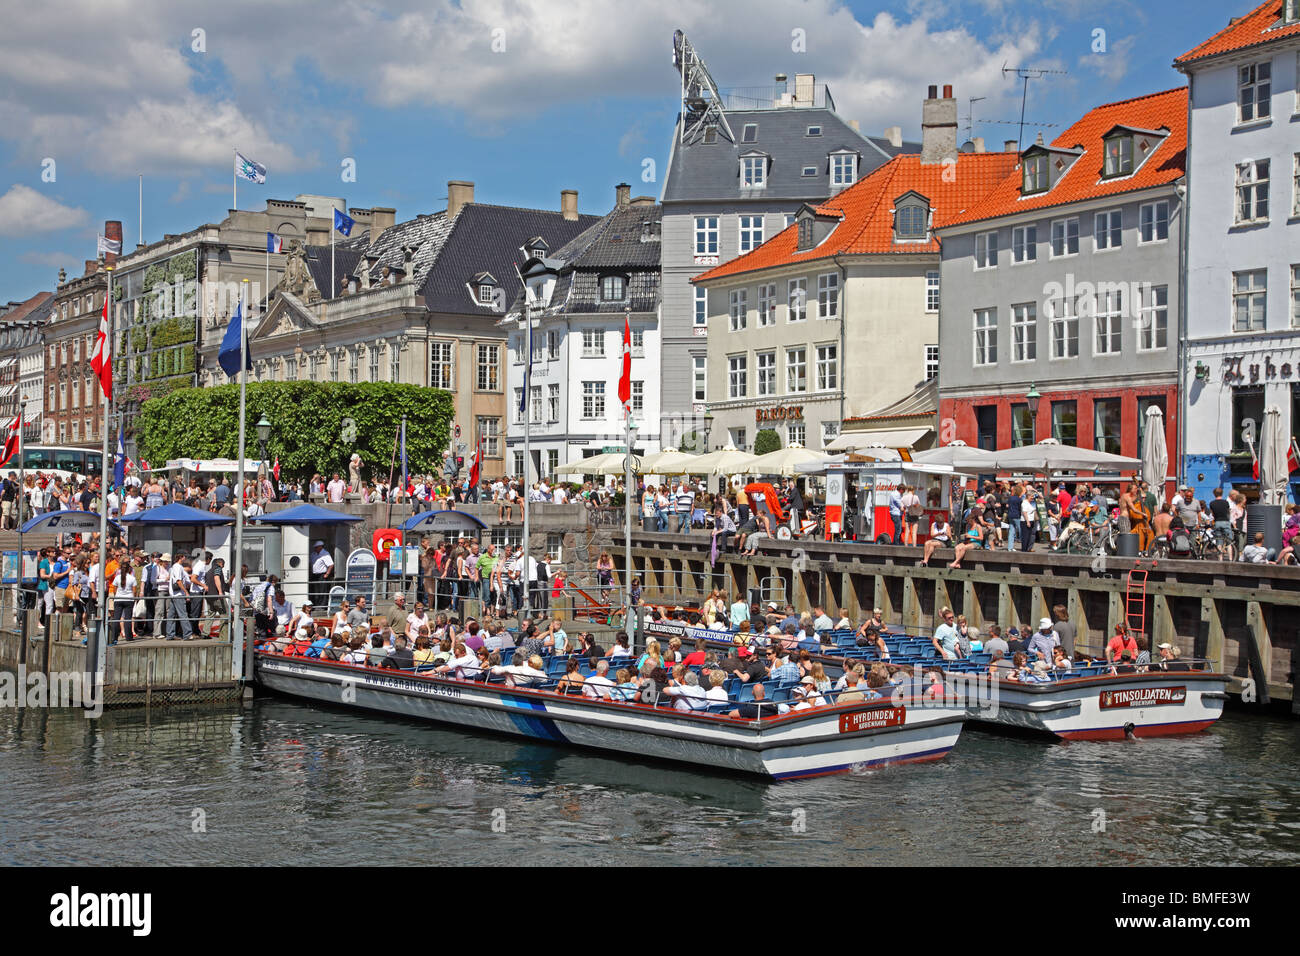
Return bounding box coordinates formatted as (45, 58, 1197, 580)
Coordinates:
(673, 30, 735, 146)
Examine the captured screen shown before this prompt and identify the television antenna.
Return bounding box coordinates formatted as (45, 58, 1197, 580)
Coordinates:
(1002, 63, 1069, 152)
(963, 96, 985, 142)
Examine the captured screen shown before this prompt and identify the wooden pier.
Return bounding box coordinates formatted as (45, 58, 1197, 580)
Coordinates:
(621, 531, 1299, 712)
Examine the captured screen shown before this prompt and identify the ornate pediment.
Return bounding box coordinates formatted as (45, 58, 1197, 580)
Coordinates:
(253, 292, 320, 341)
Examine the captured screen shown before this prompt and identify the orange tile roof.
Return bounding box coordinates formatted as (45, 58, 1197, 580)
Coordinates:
(943, 87, 1187, 228)
(1175, 1, 1300, 66)
(692, 151, 1019, 283)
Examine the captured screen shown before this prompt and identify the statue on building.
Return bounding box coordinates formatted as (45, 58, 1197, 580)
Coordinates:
(281, 240, 312, 297)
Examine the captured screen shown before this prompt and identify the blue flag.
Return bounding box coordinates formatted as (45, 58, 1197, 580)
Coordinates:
(218, 300, 251, 378)
(114, 429, 126, 490)
(334, 208, 355, 236)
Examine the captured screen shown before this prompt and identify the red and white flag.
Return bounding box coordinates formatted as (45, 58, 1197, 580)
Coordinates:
(617, 314, 632, 416)
(139, 458, 150, 473)
(89, 295, 112, 401)
(1289, 438, 1300, 474)
(0, 415, 19, 468)
(469, 438, 483, 488)
(272, 457, 281, 481)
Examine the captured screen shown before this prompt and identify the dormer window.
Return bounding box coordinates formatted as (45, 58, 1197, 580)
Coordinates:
(894, 202, 929, 240)
(601, 275, 626, 301)
(797, 219, 814, 251)
(521, 236, 549, 260)
(830, 151, 857, 188)
(471, 271, 499, 307)
(742, 123, 758, 143)
(477, 283, 495, 304)
(1022, 153, 1050, 194)
(1103, 134, 1134, 178)
(794, 205, 838, 252)
(740, 153, 767, 188)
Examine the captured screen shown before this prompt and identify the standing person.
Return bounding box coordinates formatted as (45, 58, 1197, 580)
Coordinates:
(1051, 605, 1076, 655)
(309, 540, 334, 607)
(900, 485, 922, 547)
(0, 471, 17, 530)
(140, 552, 163, 637)
(1004, 483, 1024, 552)
(206, 557, 228, 625)
(189, 550, 210, 633)
(888, 484, 904, 545)
(1020, 484, 1039, 553)
(596, 551, 614, 605)
(167, 552, 193, 640)
(35, 547, 52, 632)
(325, 473, 346, 503)
(674, 482, 695, 534)
(110, 560, 137, 645)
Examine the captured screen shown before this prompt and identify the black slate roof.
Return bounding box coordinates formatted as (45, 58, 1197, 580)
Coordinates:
(663, 106, 919, 203)
(304, 242, 367, 299)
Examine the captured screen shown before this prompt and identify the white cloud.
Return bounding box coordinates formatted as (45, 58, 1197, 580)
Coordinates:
(0, 185, 89, 235)
(1077, 35, 1138, 83)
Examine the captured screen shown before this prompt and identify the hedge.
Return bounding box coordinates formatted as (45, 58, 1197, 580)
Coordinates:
(753, 428, 782, 456)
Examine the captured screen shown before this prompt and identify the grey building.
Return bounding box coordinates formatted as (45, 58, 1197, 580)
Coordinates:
(660, 34, 915, 450)
(935, 89, 1186, 471)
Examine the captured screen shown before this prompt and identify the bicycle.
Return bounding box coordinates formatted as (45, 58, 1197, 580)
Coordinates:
(1061, 517, 1117, 556)
(1192, 525, 1237, 562)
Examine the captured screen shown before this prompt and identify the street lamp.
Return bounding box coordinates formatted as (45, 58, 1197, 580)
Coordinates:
(256, 414, 271, 478)
(1025, 383, 1040, 444)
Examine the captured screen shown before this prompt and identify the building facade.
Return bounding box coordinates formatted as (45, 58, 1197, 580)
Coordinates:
(505, 187, 662, 478)
(207, 182, 598, 475)
(694, 85, 1017, 454)
(936, 88, 1187, 481)
(46, 259, 110, 446)
(0, 291, 51, 438)
(661, 37, 915, 451)
(1175, 0, 1300, 501)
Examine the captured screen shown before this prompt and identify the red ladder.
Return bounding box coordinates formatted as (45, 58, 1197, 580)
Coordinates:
(1124, 566, 1149, 643)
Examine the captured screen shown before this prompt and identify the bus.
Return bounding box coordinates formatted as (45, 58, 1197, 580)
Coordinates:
(8, 445, 106, 482)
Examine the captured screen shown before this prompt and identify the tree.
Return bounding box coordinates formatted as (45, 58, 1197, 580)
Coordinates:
(137, 381, 453, 481)
(753, 428, 782, 456)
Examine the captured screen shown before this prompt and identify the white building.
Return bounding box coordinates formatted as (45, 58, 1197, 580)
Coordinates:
(505, 188, 663, 478)
(1175, 0, 1300, 500)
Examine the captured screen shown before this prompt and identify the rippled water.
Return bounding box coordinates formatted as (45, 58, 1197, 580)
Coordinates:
(1, 695, 1297, 866)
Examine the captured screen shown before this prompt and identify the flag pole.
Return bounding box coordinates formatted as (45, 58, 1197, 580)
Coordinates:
(233, 147, 237, 211)
(398, 416, 407, 602)
(330, 218, 336, 304)
(16, 398, 26, 657)
(521, 297, 532, 619)
(90, 266, 114, 706)
(232, 279, 249, 682)
(138, 175, 143, 248)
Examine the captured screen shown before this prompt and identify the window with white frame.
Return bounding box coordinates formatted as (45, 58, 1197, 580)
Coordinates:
(817, 273, 839, 319)
(1233, 270, 1267, 331)
(368, 345, 379, 381)
(1139, 201, 1169, 243)
(729, 289, 747, 331)
(545, 454, 559, 483)
(476, 344, 500, 390)
(786, 347, 807, 392)
(513, 389, 525, 424)
(1103, 135, 1134, 177)
(975, 231, 998, 269)
(756, 350, 776, 396)
(757, 283, 776, 326)
(512, 451, 525, 476)
(1292, 265, 1300, 329)
(693, 356, 706, 402)
(70, 380, 79, 408)
(286, 354, 298, 380)
(973, 309, 997, 365)
(1238, 61, 1271, 124)
(1022, 154, 1049, 194)
(581, 328, 605, 357)
(630, 381, 644, 416)
(694, 216, 719, 256)
(1011, 303, 1037, 363)
(477, 417, 500, 457)
(925, 271, 940, 312)
(1139, 285, 1169, 350)
(1294, 153, 1300, 217)
(631, 327, 644, 357)
(694, 287, 707, 328)
(788, 422, 806, 446)
(741, 156, 766, 188)
(1094, 288, 1123, 355)
(1050, 217, 1079, 257)
(390, 341, 402, 382)
(816, 344, 838, 390)
(547, 329, 560, 360)
(530, 335, 545, 366)
(831, 153, 856, 188)
(1235, 160, 1270, 223)
(547, 383, 560, 422)
(329, 350, 339, 380)
(1050, 295, 1079, 359)
(529, 385, 543, 424)
(601, 275, 626, 301)
(739, 215, 764, 253)
(1012, 224, 1037, 263)
(924, 344, 939, 381)
(581, 381, 606, 419)
(70, 420, 78, 442)
(895, 203, 928, 240)
(728, 355, 747, 398)
(1094, 209, 1122, 251)
(788, 278, 807, 322)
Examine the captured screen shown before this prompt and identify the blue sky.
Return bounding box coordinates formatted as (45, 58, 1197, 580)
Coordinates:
(0, 0, 1252, 302)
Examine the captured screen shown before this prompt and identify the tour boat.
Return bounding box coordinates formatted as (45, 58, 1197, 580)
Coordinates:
(253, 650, 967, 781)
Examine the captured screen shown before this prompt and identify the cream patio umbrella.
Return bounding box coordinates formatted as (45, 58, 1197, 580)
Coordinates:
(554, 452, 627, 476)
(638, 447, 701, 475)
(743, 442, 829, 477)
(687, 444, 758, 476)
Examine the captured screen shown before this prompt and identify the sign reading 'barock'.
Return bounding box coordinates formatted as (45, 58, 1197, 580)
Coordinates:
(755, 405, 805, 423)
(1099, 686, 1187, 709)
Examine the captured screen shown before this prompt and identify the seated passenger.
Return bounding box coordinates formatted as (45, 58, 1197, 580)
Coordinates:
(320, 632, 347, 661)
(412, 635, 435, 669)
(489, 653, 548, 687)
(380, 634, 415, 669)
(554, 657, 585, 694)
(836, 671, 866, 703)
(705, 669, 729, 704)
(583, 659, 615, 698)
(610, 667, 638, 701)
(343, 634, 368, 665)
(727, 681, 776, 718)
(664, 670, 709, 712)
(436, 641, 479, 678)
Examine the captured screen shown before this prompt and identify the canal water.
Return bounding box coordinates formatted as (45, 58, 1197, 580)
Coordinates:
(1, 697, 1297, 866)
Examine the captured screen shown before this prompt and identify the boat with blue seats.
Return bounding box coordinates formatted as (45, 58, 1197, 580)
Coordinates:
(253, 647, 966, 781)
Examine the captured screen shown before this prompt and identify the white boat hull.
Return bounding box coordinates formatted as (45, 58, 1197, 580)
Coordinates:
(255, 653, 966, 780)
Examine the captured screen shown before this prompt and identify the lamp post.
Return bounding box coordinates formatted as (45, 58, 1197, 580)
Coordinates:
(1025, 383, 1040, 445)
(256, 415, 271, 479)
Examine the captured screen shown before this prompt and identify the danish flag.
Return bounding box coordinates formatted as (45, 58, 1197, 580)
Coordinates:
(0, 415, 19, 468)
(89, 295, 112, 401)
(617, 313, 632, 416)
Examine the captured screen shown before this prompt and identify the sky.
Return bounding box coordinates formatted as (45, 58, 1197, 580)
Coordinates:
(0, 0, 1253, 302)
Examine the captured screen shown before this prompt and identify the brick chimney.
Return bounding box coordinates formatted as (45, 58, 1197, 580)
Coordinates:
(615, 183, 631, 208)
(447, 181, 474, 219)
(920, 83, 958, 165)
(561, 189, 578, 221)
(103, 220, 123, 266)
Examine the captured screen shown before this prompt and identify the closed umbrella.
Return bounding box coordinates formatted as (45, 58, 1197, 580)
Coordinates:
(744, 442, 828, 477)
(1260, 405, 1288, 505)
(686, 444, 757, 476)
(1140, 405, 1168, 490)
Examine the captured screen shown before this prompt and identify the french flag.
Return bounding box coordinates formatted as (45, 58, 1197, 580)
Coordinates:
(267, 232, 283, 254)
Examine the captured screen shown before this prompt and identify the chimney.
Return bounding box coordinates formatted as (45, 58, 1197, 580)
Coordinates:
(883, 126, 903, 148)
(615, 183, 631, 208)
(920, 82, 958, 165)
(794, 73, 815, 107)
(370, 207, 396, 234)
(103, 220, 123, 266)
(774, 72, 790, 107)
(561, 189, 578, 221)
(973, 136, 986, 153)
(1005, 139, 1018, 153)
(848, 119, 860, 132)
(447, 180, 474, 219)
(84, 260, 98, 277)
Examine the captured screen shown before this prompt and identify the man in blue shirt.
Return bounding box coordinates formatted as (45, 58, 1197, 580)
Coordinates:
(767, 646, 800, 684)
(889, 487, 904, 545)
(932, 606, 960, 659)
(1027, 619, 1059, 662)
